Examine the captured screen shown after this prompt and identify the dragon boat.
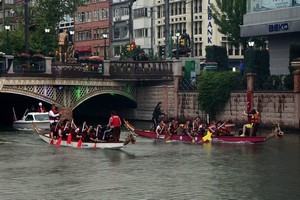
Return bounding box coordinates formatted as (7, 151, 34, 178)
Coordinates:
(33, 124, 136, 149)
(124, 119, 283, 144)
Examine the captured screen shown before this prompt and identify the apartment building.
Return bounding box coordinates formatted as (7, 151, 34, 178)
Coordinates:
(241, 0, 300, 75)
(74, 0, 110, 58)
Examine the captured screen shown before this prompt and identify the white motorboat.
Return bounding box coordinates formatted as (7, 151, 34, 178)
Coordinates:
(13, 112, 50, 131)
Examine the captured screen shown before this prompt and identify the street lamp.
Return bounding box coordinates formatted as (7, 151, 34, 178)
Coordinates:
(44, 28, 50, 56)
(248, 40, 255, 72)
(102, 32, 108, 60)
(4, 25, 11, 54)
(175, 30, 180, 60)
(69, 30, 74, 44)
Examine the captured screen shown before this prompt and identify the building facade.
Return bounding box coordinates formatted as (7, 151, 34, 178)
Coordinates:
(74, 0, 110, 58)
(108, 0, 243, 64)
(240, 0, 300, 75)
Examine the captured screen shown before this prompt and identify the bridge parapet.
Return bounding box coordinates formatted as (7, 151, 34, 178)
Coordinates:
(1, 55, 183, 81)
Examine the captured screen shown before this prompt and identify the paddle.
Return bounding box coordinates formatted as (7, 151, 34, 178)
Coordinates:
(56, 137, 62, 147)
(67, 133, 72, 144)
(93, 125, 99, 149)
(12, 107, 17, 121)
(77, 138, 82, 148)
(76, 122, 86, 148)
(186, 132, 195, 143)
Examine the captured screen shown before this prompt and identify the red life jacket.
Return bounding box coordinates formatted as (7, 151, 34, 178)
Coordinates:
(111, 115, 121, 127)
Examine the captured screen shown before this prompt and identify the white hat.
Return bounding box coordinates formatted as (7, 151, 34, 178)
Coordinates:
(39, 102, 42, 106)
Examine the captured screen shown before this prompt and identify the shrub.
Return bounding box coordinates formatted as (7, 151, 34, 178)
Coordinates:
(197, 71, 241, 118)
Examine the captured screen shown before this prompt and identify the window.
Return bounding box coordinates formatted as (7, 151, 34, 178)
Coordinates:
(114, 27, 120, 39)
(94, 10, 99, 21)
(87, 11, 92, 22)
(81, 12, 85, 23)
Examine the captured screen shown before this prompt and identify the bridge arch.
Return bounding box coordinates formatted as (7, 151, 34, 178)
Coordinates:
(0, 78, 136, 111)
(73, 89, 136, 110)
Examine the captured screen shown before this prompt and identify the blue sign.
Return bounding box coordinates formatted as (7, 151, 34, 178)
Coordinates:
(269, 23, 289, 32)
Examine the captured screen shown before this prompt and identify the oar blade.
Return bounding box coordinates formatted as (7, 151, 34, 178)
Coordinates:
(67, 134, 72, 144)
(77, 139, 82, 148)
(56, 137, 62, 147)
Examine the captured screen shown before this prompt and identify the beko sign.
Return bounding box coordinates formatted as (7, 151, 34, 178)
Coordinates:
(269, 23, 289, 32)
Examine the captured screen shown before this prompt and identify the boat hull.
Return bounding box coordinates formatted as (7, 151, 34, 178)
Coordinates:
(13, 121, 50, 131)
(38, 133, 127, 149)
(134, 129, 268, 144)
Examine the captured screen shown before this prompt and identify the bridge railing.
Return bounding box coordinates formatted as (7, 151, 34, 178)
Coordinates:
(108, 60, 174, 80)
(1, 56, 183, 81)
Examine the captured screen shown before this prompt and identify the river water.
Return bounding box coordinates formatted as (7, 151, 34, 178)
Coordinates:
(0, 124, 299, 200)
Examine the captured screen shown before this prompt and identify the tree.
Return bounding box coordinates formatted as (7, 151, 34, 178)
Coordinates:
(205, 45, 228, 70)
(197, 71, 241, 119)
(210, 0, 246, 48)
(32, 0, 85, 30)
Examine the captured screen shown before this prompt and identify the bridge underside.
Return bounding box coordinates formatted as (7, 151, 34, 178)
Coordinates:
(0, 78, 136, 110)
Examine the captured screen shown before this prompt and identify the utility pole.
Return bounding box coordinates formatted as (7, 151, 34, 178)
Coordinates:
(191, 0, 194, 57)
(128, 0, 136, 44)
(24, 0, 29, 53)
(150, 7, 154, 53)
(164, 0, 170, 58)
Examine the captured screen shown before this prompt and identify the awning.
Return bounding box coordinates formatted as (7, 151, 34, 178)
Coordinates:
(75, 46, 92, 52)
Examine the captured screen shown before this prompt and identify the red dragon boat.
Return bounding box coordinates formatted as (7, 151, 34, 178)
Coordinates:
(124, 119, 283, 144)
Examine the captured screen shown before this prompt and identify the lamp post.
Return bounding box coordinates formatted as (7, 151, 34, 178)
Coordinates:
(248, 40, 255, 73)
(102, 32, 108, 60)
(4, 25, 10, 54)
(175, 31, 180, 60)
(69, 30, 74, 44)
(44, 28, 50, 56)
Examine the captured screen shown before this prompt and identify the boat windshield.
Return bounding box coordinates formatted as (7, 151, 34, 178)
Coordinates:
(35, 114, 49, 121)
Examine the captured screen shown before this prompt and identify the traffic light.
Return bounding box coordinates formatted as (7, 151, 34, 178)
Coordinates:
(180, 39, 185, 47)
(159, 45, 165, 56)
(127, 44, 131, 51)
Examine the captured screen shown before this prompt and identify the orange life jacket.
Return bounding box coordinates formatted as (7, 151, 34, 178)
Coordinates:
(250, 113, 259, 123)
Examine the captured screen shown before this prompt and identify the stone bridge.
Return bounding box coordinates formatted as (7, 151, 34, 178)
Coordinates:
(0, 57, 183, 119)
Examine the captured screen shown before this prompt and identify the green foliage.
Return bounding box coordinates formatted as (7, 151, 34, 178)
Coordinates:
(32, 0, 85, 30)
(245, 48, 270, 75)
(210, 0, 247, 48)
(197, 71, 241, 118)
(205, 45, 228, 70)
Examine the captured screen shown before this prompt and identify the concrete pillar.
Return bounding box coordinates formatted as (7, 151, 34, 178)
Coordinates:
(6, 55, 14, 74)
(45, 57, 52, 74)
(293, 69, 300, 93)
(293, 69, 300, 129)
(103, 60, 110, 76)
(171, 60, 183, 118)
(60, 107, 73, 121)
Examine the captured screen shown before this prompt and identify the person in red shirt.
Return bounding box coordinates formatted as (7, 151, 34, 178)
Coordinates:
(105, 111, 122, 142)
